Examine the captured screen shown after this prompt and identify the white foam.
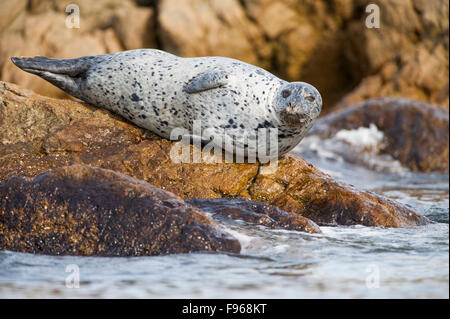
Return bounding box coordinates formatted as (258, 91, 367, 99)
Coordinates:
(335, 123, 384, 152)
(294, 123, 407, 174)
(222, 227, 254, 251)
(272, 244, 290, 253)
(296, 135, 344, 162)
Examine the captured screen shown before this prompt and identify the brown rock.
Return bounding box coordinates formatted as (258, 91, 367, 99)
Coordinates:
(0, 0, 27, 33)
(0, 0, 154, 99)
(113, 3, 156, 50)
(338, 37, 449, 109)
(0, 81, 430, 228)
(156, 0, 449, 108)
(0, 0, 448, 109)
(309, 98, 449, 173)
(0, 165, 240, 256)
(157, 0, 265, 66)
(187, 198, 322, 234)
(339, 0, 449, 108)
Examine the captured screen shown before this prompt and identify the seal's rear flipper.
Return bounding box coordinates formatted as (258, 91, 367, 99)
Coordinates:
(11, 55, 94, 99)
(11, 56, 93, 76)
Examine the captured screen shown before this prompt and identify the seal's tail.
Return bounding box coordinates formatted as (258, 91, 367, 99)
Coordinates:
(10, 55, 95, 99)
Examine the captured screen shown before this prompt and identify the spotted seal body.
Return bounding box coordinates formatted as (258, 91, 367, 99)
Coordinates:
(11, 49, 322, 158)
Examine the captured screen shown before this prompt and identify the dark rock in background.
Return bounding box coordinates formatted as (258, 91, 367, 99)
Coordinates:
(308, 98, 449, 173)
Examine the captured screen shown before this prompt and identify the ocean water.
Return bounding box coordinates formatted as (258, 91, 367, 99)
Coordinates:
(0, 134, 448, 298)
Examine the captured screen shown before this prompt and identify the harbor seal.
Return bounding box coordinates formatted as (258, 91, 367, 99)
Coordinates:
(11, 49, 322, 159)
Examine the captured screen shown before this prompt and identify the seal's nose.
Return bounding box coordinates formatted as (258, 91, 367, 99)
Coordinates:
(281, 101, 309, 126)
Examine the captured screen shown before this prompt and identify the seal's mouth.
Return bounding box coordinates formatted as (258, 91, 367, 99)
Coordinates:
(282, 113, 308, 126)
(280, 103, 309, 126)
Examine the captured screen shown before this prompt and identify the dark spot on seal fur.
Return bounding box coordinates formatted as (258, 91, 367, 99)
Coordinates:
(131, 93, 140, 101)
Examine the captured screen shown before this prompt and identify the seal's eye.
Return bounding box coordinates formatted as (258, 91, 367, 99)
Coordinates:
(305, 95, 315, 102)
(282, 90, 291, 98)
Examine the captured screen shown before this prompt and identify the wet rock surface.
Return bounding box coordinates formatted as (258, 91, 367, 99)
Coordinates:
(247, 156, 430, 228)
(308, 98, 449, 173)
(0, 165, 241, 256)
(187, 198, 322, 234)
(0, 81, 430, 229)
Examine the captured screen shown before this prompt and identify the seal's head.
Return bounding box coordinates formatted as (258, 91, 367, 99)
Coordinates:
(275, 82, 322, 128)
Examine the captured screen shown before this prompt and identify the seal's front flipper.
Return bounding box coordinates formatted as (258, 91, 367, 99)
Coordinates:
(183, 70, 229, 94)
(11, 55, 95, 99)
